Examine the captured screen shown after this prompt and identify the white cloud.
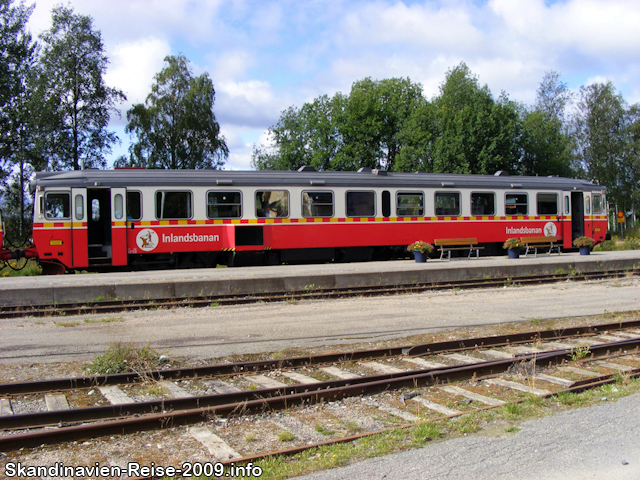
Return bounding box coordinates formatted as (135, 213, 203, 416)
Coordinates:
(584, 75, 611, 87)
(210, 51, 256, 81)
(216, 80, 290, 129)
(105, 38, 170, 106)
(342, 1, 484, 52)
(220, 125, 267, 170)
(30, 0, 227, 44)
(489, 0, 640, 58)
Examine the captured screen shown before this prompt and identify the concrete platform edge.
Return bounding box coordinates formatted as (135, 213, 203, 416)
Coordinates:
(1, 253, 638, 307)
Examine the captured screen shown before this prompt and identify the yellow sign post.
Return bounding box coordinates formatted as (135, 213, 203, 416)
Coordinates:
(617, 210, 625, 224)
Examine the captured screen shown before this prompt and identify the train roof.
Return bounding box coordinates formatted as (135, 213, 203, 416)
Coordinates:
(33, 168, 606, 192)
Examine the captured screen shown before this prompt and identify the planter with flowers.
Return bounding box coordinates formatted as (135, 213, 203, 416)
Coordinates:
(573, 236, 595, 255)
(503, 238, 523, 259)
(407, 241, 434, 263)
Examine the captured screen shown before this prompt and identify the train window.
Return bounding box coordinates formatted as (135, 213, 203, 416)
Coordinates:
(302, 191, 333, 218)
(91, 199, 100, 221)
(593, 194, 603, 214)
(74, 195, 83, 220)
(45, 193, 70, 219)
(537, 193, 558, 215)
(208, 191, 242, 218)
(397, 192, 424, 217)
(256, 190, 289, 218)
(114, 194, 124, 220)
(471, 192, 495, 216)
(127, 191, 141, 220)
(564, 196, 570, 215)
(505, 193, 527, 216)
(382, 191, 391, 218)
(346, 191, 375, 217)
(156, 191, 192, 219)
(435, 192, 460, 216)
(585, 195, 591, 215)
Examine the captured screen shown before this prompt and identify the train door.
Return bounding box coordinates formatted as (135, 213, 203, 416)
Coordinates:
(571, 191, 584, 241)
(583, 193, 593, 239)
(561, 193, 571, 249)
(111, 188, 128, 266)
(71, 188, 88, 268)
(87, 188, 112, 265)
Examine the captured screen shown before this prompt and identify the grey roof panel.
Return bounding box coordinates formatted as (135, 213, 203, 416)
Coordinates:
(33, 169, 605, 192)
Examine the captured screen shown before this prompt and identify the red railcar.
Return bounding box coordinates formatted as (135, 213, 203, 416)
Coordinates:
(27, 168, 608, 274)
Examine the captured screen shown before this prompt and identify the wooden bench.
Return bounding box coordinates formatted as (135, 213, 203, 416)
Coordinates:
(434, 238, 484, 260)
(521, 236, 561, 257)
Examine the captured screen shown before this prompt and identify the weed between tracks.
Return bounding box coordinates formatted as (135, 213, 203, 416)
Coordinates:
(84, 342, 170, 375)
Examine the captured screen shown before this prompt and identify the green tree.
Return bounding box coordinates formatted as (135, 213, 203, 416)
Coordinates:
(622, 103, 640, 221)
(0, 0, 35, 169)
(535, 71, 573, 122)
(432, 63, 522, 175)
(252, 77, 425, 171)
(520, 110, 573, 177)
(574, 81, 627, 210)
(0, 0, 36, 240)
(1, 168, 32, 243)
(519, 71, 574, 177)
(31, 5, 125, 171)
(252, 94, 342, 171)
(335, 77, 424, 171)
(393, 97, 436, 172)
(120, 54, 228, 170)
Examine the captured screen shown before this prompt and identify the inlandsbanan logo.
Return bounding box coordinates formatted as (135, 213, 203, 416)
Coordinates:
(544, 222, 557, 237)
(136, 228, 159, 252)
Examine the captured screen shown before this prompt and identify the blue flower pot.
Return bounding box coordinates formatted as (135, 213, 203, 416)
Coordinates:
(413, 251, 427, 263)
(579, 246, 591, 255)
(507, 248, 520, 259)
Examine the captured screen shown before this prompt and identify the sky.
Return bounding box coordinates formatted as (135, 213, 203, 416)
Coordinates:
(26, 0, 640, 170)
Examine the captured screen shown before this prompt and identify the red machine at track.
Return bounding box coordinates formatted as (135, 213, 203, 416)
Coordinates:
(0, 213, 38, 265)
(18, 168, 608, 274)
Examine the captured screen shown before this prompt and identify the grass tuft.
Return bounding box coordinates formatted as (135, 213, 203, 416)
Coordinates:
(278, 431, 295, 442)
(412, 422, 442, 442)
(85, 342, 167, 375)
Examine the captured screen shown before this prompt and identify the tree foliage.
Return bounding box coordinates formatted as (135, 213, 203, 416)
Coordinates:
(0, 0, 36, 241)
(518, 71, 575, 177)
(119, 54, 228, 169)
(431, 63, 522, 175)
(626, 104, 640, 213)
(535, 70, 573, 122)
(253, 77, 426, 171)
(31, 5, 125, 171)
(0, 0, 35, 169)
(337, 77, 424, 171)
(574, 82, 628, 209)
(252, 94, 342, 171)
(520, 111, 573, 177)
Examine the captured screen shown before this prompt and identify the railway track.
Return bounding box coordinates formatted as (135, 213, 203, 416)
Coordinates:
(1, 319, 639, 461)
(1, 268, 638, 319)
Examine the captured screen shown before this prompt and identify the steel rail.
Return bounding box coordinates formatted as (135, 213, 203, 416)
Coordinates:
(1, 337, 639, 451)
(150, 368, 640, 476)
(2, 318, 639, 397)
(1, 269, 638, 319)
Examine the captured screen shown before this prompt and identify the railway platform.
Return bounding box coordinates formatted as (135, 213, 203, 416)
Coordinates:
(1, 250, 639, 307)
